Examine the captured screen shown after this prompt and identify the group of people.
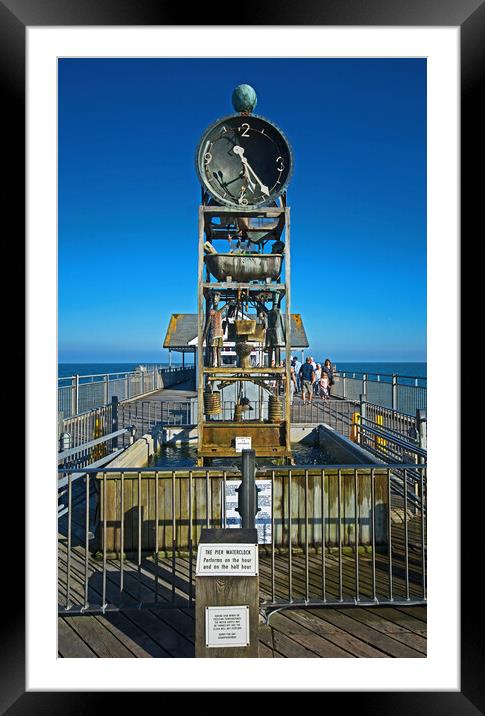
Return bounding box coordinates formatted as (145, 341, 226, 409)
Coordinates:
(290, 356, 335, 405)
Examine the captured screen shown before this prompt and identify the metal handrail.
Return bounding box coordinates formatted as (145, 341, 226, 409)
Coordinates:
(359, 421, 427, 457)
(57, 462, 426, 474)
(334, 370, 426, 383)
(58, 365, 191, 383)
(57, 429, 129, 462)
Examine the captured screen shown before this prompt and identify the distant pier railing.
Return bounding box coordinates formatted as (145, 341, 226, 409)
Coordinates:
(58, 366, 195, 418)
(331, 370, 426, 416)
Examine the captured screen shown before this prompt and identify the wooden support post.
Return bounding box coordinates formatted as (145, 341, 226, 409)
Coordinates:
(195, 528, 259, 658)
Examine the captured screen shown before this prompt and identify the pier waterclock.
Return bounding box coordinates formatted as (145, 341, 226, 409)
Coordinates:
(195, 85, 294, 465)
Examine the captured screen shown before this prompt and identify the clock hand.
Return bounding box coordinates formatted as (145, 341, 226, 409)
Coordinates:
(242, 164, 256, 192)
(233, 145, 270, 197)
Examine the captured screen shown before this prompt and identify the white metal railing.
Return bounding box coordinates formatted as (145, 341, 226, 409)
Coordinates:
(58, 366, 195, 418)
(331, 371, 426, 416)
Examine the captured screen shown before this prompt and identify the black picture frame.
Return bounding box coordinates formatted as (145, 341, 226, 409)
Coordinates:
(4, 0, 474, 710)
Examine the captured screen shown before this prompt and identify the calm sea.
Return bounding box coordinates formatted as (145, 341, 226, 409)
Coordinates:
(57, 363, 170, 380)
(59, 361, 426, 383)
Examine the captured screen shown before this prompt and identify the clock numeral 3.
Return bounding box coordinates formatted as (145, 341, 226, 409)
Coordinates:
(276, 156, 285, 172)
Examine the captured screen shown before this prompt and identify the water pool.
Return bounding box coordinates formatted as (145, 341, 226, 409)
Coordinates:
(149, 440, 333, 468)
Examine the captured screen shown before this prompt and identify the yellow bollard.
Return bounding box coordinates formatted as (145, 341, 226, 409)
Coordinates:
(375, 415, 387, 452)
(351, 412, 361, 443)
(92, 414, 106, 461)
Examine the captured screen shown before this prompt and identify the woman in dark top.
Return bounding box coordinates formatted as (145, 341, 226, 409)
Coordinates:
(322, 358, 334, 396)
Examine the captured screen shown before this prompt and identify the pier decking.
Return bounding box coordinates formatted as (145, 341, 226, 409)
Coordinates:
(58, 505, 426, 659)
(58, 604, 426, 658)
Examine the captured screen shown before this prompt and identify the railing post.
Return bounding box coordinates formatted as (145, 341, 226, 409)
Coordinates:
(57, 410, 65, 443)
(59, 431, 72, 453)
(416, 408, 426, 510)
(111, 396, 119, 451)
(416, 409, 427, 450)
(191, 397, 198, 425)
(392, 374, 398, 410)
(72, 374, 79, 416)
(104, 374, 109, 406)
(359, 394, 366, 445)
(127, 374, 131, 399)
(342, 374, 346, 399)
(362, 373, 368, 401)
(237, 449, 259, 529)
(141, 370, 145, 395)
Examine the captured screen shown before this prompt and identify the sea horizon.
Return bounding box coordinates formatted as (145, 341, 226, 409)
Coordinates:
(58, 360, 427, 382)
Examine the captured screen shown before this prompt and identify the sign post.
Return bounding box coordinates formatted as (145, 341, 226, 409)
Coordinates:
(195, 528, 259, 658)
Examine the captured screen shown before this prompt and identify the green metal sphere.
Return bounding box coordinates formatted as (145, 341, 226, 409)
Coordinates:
(231, 84, 257, 113)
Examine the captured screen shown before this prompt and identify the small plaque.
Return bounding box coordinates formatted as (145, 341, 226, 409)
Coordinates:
(196, 543, 258, 576)
(205, 605, 250, 648)
(235, 436, 252, 452)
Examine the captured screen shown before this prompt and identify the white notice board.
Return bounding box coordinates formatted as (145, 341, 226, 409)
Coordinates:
(205, 605, 250, 648)
(235, 436, 252, 452)
(225, 479, 272, 544)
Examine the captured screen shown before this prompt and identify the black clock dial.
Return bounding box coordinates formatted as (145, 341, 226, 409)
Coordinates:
(196, 114, 292, 207)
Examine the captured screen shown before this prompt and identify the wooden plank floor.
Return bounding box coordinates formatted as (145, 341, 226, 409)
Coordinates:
(59, 605, 426, 659)
(58, 538, 426, 659)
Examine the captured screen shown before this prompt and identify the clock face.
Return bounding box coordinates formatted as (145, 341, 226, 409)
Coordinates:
(196, 114, 292, 207)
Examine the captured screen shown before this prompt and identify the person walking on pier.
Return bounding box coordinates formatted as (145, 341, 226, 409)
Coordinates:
(291, 355, 301, 393)
(299, 357, 315, 405)
(290, 364, 297, 404)
(322, 358, 335, 396)
(319, 372, 330, 399)
(313, 362, 322, 396)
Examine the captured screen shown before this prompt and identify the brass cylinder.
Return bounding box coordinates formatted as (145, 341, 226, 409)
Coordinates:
(203, 390, 221, 415)
(268, 394, 283, 423)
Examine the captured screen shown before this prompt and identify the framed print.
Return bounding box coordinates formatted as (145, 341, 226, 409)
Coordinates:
(2, 0, 476, 709)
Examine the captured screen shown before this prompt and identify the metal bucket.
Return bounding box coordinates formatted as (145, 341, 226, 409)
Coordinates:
(249, 324, 266, 342)
(205, 253, 283, 282)
(235, 319, 256, 336)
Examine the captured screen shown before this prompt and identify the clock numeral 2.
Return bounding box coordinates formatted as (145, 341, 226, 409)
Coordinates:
(240, 123, 250, 138)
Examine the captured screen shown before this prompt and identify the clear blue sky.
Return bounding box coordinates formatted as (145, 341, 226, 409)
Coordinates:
(58, 58, 426, 363)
